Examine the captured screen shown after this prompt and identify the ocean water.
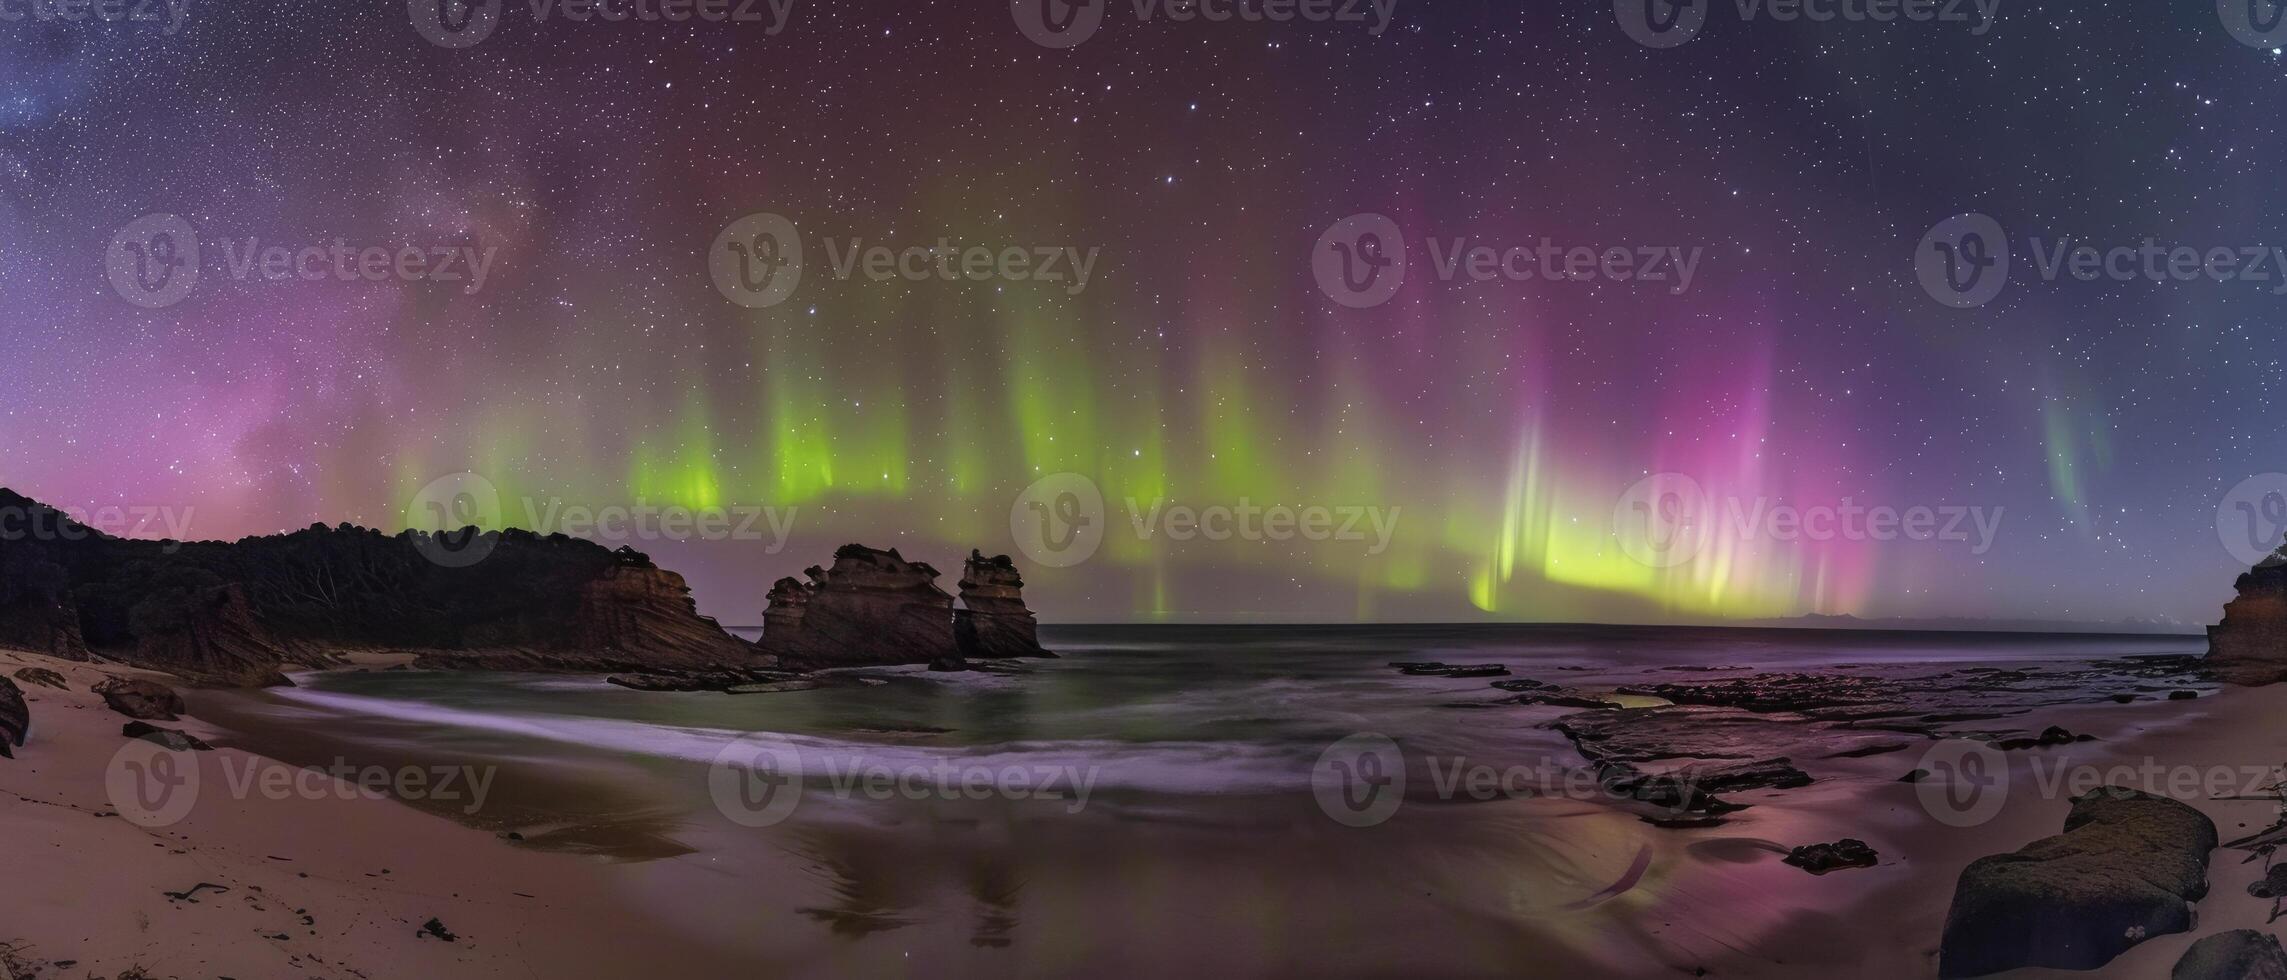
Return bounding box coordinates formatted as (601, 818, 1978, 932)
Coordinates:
(222, 623, 2203, 784)
(191, 624, 2212, 976)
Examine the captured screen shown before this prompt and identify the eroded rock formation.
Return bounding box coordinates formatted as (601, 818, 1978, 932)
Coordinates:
(954, 551, 1051, 660)
(2208, 548, 2287, 684)
(120, 583, 292, 687)
(761, 545, 1055, 669)
(760, 545, 962, 669)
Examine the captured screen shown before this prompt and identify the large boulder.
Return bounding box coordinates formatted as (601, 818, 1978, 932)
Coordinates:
(1939, 786, 2219, 977)
(2174, 929, 2287, 980)
(758, 545, 960, 669)
(0, 676, 26, 758)
(91, 676, 186, 721)
(953, 551, 1053, 660)
(11, 667, 64, 690)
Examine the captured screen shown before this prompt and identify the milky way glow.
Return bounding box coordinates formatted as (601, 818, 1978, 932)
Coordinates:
(0, 1, 2280, 626)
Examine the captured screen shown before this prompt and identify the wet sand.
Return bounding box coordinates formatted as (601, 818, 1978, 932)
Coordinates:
(5, 643, 2283, 978)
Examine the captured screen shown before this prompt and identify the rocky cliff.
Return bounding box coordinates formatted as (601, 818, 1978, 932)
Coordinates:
(0, 546, 88, 661)
(759, 544, 963, 669)
(954, 551, 1052, 660)
(760, 545, 1055, 669)
(0, 489, 761, 685)
(2207, 545, 2287, 684)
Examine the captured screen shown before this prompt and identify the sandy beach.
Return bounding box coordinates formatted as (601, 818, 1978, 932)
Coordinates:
(0, 648, 794, 979)
(5, 634, 2283, 979)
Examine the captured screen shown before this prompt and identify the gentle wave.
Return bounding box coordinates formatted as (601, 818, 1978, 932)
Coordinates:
(268, 687, 1322, 794)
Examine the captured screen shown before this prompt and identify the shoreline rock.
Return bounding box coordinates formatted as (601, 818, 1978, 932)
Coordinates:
(760, 545, 1056, 671)
(2208, 548, 2287, 684)
(1783, 839, 1878, 874)
(954, 551, 1052, 660)
(2173, 929, 2287, 979)
(0, 676, 25, 757)
(91, 676, 187, 722)
(1938, 786, 2218, 978)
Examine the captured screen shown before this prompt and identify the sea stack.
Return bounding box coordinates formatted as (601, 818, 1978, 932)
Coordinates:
(954, 551, 1052, 660)
(2206, 544, 2287, 684)
(757, 544, 962, 669)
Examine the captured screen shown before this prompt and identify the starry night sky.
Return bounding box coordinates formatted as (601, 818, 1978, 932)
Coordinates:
(1, 0, 2282, 627)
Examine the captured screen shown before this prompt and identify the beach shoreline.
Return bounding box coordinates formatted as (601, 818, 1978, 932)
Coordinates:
(4, 640, 2282, 978)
